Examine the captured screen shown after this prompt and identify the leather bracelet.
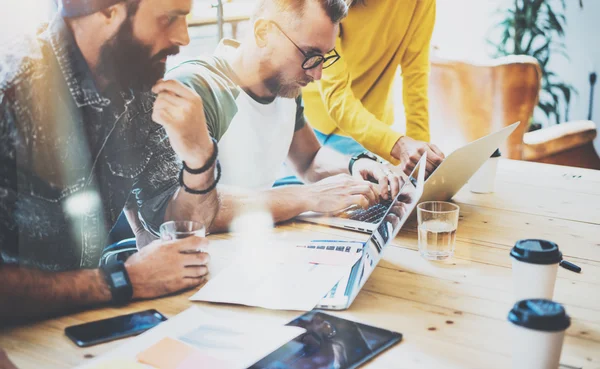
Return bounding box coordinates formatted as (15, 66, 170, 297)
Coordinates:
(179, 161, 221, 195)
(182, 137, 219, 175)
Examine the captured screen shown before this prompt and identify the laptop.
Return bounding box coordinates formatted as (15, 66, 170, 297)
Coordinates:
(316, 154, 426, 310)
(418, 121, 520, 204)
(297, 121, 520, 233)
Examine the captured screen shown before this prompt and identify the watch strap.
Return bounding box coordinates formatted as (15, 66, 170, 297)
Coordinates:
(100, 261, 133, 306)
(349, 151, 378, 175)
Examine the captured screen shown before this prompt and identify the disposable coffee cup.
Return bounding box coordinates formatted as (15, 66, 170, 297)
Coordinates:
(470, 149, 501, 193)
(510, 239, 562, 301)
(508, 299, 571, 369)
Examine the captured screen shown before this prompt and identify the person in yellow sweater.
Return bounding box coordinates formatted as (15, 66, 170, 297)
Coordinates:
(303, 0, 444, 176)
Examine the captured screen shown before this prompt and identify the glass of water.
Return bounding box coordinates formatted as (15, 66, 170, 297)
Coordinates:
(417, 201, 460, 261)
(159, 221, 206, 241)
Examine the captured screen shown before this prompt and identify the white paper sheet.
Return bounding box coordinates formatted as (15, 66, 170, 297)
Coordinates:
(75, 307, 305, 369)
(190, 261, 351, 311)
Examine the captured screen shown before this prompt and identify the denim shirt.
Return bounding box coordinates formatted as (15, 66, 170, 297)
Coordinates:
(0, 16, 180, 271)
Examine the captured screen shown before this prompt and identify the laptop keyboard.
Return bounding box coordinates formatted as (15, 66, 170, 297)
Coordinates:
(306, 245, 355, 253)
(340, 200, 392, 224)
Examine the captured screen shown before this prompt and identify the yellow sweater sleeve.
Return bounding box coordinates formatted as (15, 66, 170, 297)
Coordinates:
(401, 0, 436, 142)
(315, 37, 403, 165)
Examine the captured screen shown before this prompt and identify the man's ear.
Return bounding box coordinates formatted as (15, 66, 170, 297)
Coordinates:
(99, 3, 128, 36)
(253, 18, 271, 48)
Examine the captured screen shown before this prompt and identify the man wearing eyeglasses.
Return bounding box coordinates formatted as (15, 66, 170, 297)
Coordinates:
(166, 0, 403, 232)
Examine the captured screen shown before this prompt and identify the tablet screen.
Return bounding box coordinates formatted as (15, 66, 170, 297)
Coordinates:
(249, 311, 402, 369)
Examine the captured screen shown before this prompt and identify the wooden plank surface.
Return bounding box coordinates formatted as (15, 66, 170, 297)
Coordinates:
(1, 160, 599, 369)
(454, 160, 600, 223)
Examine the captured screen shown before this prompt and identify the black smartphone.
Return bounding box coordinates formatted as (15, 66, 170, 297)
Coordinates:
(64, 309, 167, 347)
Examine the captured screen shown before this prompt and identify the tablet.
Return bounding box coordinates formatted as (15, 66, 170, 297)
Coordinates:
(249, 310, 402, 369)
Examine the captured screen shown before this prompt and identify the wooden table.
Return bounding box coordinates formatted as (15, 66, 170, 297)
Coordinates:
(1, 159, 599, 369)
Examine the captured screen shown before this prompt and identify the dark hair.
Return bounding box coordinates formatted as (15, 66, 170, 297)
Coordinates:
(125, 0, 141, 16)
(320, 0, 350, 22)
(255, 0, 349, 24)
(349, 0, 366, 7)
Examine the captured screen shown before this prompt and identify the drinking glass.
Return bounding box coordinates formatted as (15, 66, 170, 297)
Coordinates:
(417, 201, 460, 260)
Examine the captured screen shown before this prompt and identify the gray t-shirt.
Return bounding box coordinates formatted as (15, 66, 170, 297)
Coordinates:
(167, 39, 306, 189)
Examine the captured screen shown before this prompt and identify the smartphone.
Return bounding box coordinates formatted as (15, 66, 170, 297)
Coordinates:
(64, 309, 167, 347)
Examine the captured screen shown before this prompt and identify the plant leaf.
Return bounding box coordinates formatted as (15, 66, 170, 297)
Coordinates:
(546, 4, 565, 36)
(532, 40, 551, 60)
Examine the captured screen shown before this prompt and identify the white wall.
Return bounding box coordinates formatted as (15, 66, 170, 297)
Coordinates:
(431, 0, 600, 154)
(558, 0, 600, 152)
(0, 0, 55, 41)
(431, 0, 503, 60)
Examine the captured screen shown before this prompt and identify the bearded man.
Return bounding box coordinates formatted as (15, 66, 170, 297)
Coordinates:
(0, 0, 219, 319)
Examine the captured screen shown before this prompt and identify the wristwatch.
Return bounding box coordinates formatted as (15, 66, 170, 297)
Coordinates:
(100, 261, 133, 306)
(349, 151, 378, 175)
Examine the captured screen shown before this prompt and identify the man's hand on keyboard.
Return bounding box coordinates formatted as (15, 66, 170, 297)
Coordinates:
(351, 159, 403, 200)
(305, 174, 380, 214)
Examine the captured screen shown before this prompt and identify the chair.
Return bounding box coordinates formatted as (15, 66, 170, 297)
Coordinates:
(428, 54, 600, 169)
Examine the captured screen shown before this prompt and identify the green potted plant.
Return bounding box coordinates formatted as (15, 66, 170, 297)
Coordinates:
(489, 0, 584, 130)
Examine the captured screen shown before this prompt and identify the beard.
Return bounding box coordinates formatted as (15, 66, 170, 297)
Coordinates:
(260, 58, 313, 99)
(96, 16, 179, 93)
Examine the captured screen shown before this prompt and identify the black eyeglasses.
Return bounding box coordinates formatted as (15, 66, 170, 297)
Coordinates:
(270, 21, 340, 70)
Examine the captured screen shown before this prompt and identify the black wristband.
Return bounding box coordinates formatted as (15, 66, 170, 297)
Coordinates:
(179, 161, 221, 195)
(182, 137, 219, 175)
(100, 261, 133, 306)
(349, 151, 378, 175)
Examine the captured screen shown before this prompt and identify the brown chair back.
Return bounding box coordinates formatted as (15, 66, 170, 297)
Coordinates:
(428, 55, 541, 159)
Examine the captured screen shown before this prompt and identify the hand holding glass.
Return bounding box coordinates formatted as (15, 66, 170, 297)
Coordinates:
(160, 221, 206, 253)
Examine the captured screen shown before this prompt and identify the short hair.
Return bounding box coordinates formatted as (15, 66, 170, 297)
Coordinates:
(254, 0, 349, 24)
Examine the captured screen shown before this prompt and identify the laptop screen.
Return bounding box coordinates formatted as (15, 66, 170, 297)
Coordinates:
(344, 155, 426, 306)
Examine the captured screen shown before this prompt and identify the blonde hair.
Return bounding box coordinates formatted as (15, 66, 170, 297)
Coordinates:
(253, 0, 349, 24)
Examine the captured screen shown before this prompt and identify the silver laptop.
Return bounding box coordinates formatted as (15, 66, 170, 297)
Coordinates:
(317, 155, 426, 310)
(418, 121, 520, 203)
(297, 122, 520, 233)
